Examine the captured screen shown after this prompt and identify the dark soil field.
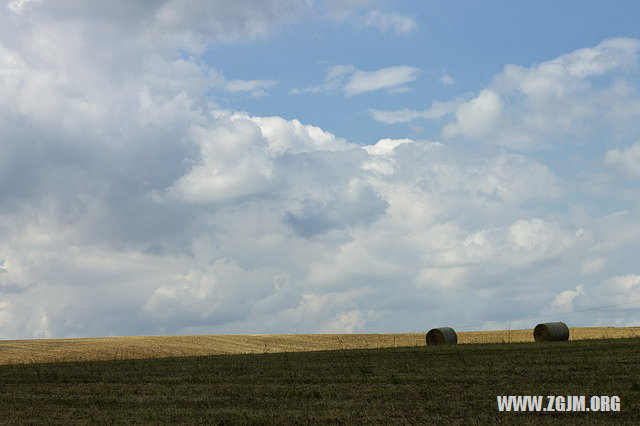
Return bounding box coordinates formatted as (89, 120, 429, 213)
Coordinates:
(0, 337, 639, 424)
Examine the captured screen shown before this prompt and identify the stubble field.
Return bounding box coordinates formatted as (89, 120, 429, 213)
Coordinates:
(0, 335, 639, 423)
(1, 326, 639, 365)
(1, 327, 640, 423)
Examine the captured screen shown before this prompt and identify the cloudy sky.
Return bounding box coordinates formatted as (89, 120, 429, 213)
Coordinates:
(2, 0, 640, 339)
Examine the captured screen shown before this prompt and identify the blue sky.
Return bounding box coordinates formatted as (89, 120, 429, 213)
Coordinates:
(1, 0, 640, 338)
(208, 1, 640, 145)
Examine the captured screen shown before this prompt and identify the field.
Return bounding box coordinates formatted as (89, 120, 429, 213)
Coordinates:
(0, 335, 639, 423)
(1, 326, 640, 365)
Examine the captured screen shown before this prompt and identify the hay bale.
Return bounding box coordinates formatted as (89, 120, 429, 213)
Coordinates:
(533, 322, 569, 342)
(426, 327, 457, 345)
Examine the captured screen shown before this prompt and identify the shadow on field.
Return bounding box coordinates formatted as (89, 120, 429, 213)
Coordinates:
(0, 338, 638, 423)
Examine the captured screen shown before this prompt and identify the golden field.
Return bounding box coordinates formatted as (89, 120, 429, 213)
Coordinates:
(1, 326, 639, 365)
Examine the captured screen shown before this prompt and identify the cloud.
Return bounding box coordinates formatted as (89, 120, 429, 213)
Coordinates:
(580, 257, 607, 275)
(604, 275, 640, 300)
(284, 178, 388, 237)
(605, 141, 640, 177)
(356, 10, 416, 35)
(442, 89, 504, 139)
(369, 98, 464, 124)
(552, 284, 587, 310)
(6, 0, 40, 14)
(508, 218, 557, 252)
(323, 309, 365, 333)
(159, 112, 353, 204)
(548, 275, 640, 327)
(362, 138, 415, 156)
(3, 0, 310, 54)
(345, 66, 420, 96)
(439, 73, 455, 86)
(144, 259, 281, 327)
(209, 68, 277, 97)
(291, 65, 419, 97)
(441, 38, 640, 148)
(2, 3, 640, 339)
(322, 0, 416, 35)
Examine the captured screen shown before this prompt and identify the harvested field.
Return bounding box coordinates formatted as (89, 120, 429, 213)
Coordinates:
(1, 326, 639, 365)
(0, 337, 639, 423)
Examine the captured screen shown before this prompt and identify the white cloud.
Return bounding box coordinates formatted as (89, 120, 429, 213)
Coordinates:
(357, 10, 416, 35)
(2, 0, 311, 58)
(553, 275, 640, 327)
(442, 89, 504, 139)
(369, 98, 464, 124)
(604, 275, 640, 299)
(158, 120, 277, 203)
(2, 4, 640, 339)
(442, 38, 640, 148)
(209, 68, 277, 97)
(322, 1, 416, 35)
(552, 284, 587, 310)
(439, 73, 455, 86)
(289, 65, 356, 95)
(144, 259, 280, 326)
(580, 257, 607, 275)
(345, 66, 419, 96)
(362, 138, 415, 156)
(7, 0, 40, 14)
(605, 141, 640, 177)
(508, 218, 556, 251)
(158, 113, 353, 204)
(292, 64, 420, 97)
(552, 274, 640, 327)
(323, 309, 365, 333)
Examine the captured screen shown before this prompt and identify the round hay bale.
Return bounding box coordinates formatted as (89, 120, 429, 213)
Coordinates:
(426, 327, 457, 345)
(533, 322, 569, 342)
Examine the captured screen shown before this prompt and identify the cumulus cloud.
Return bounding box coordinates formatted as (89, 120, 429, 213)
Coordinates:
(157, 113, 353, 204)
(547, 274, 640, 327)
(291, 64, 419, 97)
(605, 140, 640, 177)
(2, 3, 640, 339)
(378, 37, 640, 149)
(3, 0, 311, 56)
(442, 89, 504, 139)
(323, 309, 366, 333)
(362, 138, 415, 156)
(508, 218, 557, 251)
(552, 284, 587, 310)
(603, 275, 640, 302)
(284, 178, 388, 237)
(144, 259, 281, 327)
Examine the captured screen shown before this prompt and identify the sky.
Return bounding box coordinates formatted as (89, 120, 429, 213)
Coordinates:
(1, 0, 640, 339)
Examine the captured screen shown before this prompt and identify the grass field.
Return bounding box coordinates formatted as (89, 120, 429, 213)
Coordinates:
(0, 337, 639, 423)
(1, 326, 640, 365)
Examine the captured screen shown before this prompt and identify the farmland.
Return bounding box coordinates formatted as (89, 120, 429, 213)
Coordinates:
(1, 326, 640, 365)
(0, 335, 639, 423)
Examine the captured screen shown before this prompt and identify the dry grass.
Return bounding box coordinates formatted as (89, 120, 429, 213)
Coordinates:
(1, 326, 639, 365)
